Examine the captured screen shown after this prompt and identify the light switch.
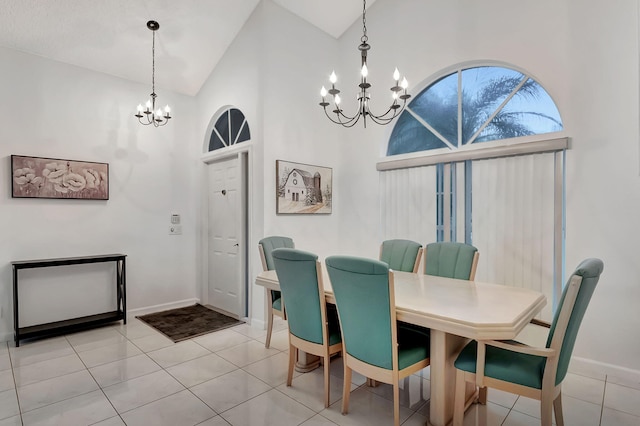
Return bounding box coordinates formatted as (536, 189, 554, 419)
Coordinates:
(169, 225, 182, 235)
(171, 214, 180, 224)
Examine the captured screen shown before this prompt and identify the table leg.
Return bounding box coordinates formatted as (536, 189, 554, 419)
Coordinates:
(429, 330, 474, 426)
(295, 352, 321, 373)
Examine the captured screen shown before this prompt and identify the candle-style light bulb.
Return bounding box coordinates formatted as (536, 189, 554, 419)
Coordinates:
(145, 100, 152, 111)
(335, 94, 341, 105)
(401, 77, 409, 89)
(393, 68, 400, 81)
(164, 105, 171, 116)
(361, 64, 369, 78)
(320, 86, 328, 97)
(137, 104, 143, 113)
(392, 92, 398, 100)
(329, 71, 337, 84)
(155, 109, 162, 117)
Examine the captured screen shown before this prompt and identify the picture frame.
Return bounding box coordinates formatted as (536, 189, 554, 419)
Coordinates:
(276, 160, 332, 214)
(11, 155, 109, 200)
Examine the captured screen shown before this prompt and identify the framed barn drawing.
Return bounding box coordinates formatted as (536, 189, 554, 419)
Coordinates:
(276, 160, 332, 214)
(11, 155, 109, 200)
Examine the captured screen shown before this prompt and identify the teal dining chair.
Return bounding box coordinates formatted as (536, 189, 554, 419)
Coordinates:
(272, 248, 342, 408)
(424, 241, 479, 280)
(452, 258, 604, 426)
(258, 236, 294, 348)
(325, 255, 431, 426)
(380, 239, 423, 273)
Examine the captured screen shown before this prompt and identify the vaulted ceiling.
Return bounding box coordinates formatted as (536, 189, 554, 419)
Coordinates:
(0, 0, 375, 96)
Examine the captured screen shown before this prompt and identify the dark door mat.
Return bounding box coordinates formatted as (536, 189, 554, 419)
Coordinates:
(137, 304, 243, 342)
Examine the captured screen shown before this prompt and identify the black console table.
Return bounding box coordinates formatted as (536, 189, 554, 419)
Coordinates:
(12, 254, 127, 346)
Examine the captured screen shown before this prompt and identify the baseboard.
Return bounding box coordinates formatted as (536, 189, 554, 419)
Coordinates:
(251, 317, 266, 330)
(127, 298, 200, 321)
(570, 356, 640, 383)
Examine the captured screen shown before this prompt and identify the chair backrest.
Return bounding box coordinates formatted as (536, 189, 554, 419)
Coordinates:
(546, 258, 603, 385)
(259, 236, 295, 271)
(380, 239, 423, 273)
(325, 255, 396, 370)
(424, 242, 479, 280)
(272, 248, 325, 345)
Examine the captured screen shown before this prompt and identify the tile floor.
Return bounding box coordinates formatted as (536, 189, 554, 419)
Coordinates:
(1, 317, 639, 426)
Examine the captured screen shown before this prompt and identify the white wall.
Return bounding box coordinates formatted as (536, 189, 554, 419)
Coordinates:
(334, 0, 640, 375)
(0, 46, 200, 341)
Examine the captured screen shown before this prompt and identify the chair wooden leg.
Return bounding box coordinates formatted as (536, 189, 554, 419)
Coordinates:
(393, 382, 400, 426)
(287, 344, 295, 386)
(453, 370, 467, 426)
(265, 311, 274, 348)
(541, 393, 553, 426)
(553, 392, 564, 426)
(478, 386, 488, 404)
(323, 354, 331, 408)
(342, 363, 352, 415)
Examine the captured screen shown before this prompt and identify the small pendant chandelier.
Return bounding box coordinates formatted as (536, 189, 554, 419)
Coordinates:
(319, 0, 410, 128)
(135, 20, 171, 127)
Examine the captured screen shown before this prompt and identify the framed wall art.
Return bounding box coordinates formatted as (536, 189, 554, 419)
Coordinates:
(276, 160, 332, 214)
(11, 155, 109, 200)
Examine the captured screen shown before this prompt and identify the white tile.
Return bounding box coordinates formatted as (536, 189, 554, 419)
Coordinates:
(147, 340, 211, 368)
(66, 327, 127, 352)
(0, 353, 11, 372)
(607, 373, 640, 391)
(243, 352, 293, 387)
(560, 395, 601, 426)
(562, 373, 605, 405)
(328, 356, 367, 387)
(102, 370, 184, 413)
(300, 414, 339, 425)
(319, 386, 415, 426)
(502, 409, 541, 426)
(277, 365, 356, 413)
(192, 328, 251, 353)
(600, 407, 640, 426)
(0, 389, 19, 420)
(166, 353, 237, 388)
(17, 370, 98, 413)
(21, 389, 117, 426)
(229, 323, 268, 340)
(195, 416, 234, 426)
(190, 369, 271, 413)
(112, 319, 157, 339)
(92, 416, 126, 426)
(402, 411, 431, 426)
(89, 353, 161, 387)
(485, 388, 518, 409)
(9, 337, 74, 368)
(13, 353, 85, 387)
(220, 388, 315, 426)
(257, 329, 291, 351)
(0, 416, 21, 426)
(459, 402, 510, 426)
(0, 370, 14, 393)
(77, 340, 142, 368)
(604, 382, 640, 416)
(120, 389, 216, 426)
(216, 340, 279, 368)
(129, 333, 174, 352)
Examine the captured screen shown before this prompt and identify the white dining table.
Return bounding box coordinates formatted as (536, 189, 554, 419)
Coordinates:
(255, 268, 546, 426)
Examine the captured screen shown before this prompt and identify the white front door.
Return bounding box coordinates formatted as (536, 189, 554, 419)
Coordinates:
(207, 156, 244, 316)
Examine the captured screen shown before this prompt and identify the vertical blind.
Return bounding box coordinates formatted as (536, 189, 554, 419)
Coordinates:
(379, 148, 563, 322)
(471, 153, 556, 321)
(380, 166, 437, 245)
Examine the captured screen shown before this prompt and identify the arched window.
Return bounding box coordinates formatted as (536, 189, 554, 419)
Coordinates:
(388, 65, 562, 156)
(208, 108, 250, 152)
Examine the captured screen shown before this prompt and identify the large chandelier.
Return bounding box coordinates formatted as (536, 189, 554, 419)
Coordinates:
(319, 0, 410, 128)
(135, 20, 171, 127)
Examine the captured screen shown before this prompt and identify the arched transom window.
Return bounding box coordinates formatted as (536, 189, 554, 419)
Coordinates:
(208, 108, 251, 152)
(387, 65, 562, 156)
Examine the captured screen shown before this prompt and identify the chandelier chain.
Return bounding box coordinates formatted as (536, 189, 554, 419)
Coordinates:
(151, 28, 155, 95)
(361, 0, 368, 44)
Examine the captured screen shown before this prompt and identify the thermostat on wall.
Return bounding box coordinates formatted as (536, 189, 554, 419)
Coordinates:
(171, 214, 180, 224)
